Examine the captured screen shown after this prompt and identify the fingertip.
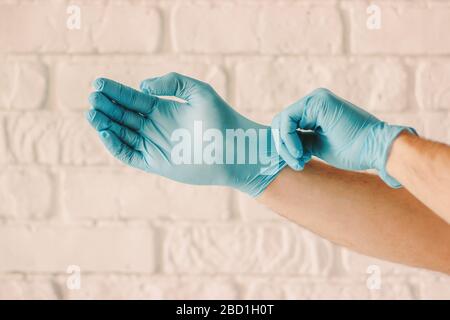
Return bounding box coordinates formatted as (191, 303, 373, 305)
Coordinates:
(278, 143, 301, 171)
(99, 130, 110, 139)
(302, 152, 312, 163)
(139, 81, 147, 91)
(292, 146, 302, 159)
(297, 159, 306, 170)
(88, 91, 100, 105)
(85, 109, 96, 121)
(285, 138, 303, 160)
(293, 161, 304, 171)
(92, 78, 105, 91)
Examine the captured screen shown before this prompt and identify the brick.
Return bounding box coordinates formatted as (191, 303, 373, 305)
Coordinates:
(242, 278, 371, 299)
(0, 2, 160, 53)
(374, 112, 425, 137)
(92, 4, 160, 53)
(62, 168, 231, 220)
(345, 1, 450, 54)
(416, 61, 450, 111)
(0, 167, 54, 219)
(58, 275, 238, 299)
(418, 278, 450, 299)
(236, 191, 284, 221)
(55, 57, 227, 110)
(0, 277, 58, 299)
(369, 282, 416, 299)
(0, 225, 154, 273)
(0, 116, 12, 164)
(59, 114, 116, 165)
(260, 3, 342, 54)
(6, 113, 112, 165)
(172, 3, 259, 53)
(0, 61, 46, 109)
(7, 113, 59, 164)
(235, 58, 408, 113)
(163, 223, 335, 275)
(422, 113, 450, 144)
(341, 248, 425, 276)
(242, 277, 414, 299)
(0, 2, 90, 53)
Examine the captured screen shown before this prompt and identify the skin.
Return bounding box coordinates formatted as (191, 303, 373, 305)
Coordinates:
(258, 160, 450, 274)
(386, 132, 450, 224)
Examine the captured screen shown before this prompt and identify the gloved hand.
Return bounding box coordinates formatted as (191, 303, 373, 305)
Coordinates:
(85, 72, 286, 197)
(272, 88, 416, 188)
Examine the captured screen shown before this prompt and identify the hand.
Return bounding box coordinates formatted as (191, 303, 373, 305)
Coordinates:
(272, 88, 416, 187)
(86, 72, 285, 196)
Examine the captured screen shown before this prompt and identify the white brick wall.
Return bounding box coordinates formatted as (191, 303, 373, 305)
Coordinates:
(0, 0, 449, 299)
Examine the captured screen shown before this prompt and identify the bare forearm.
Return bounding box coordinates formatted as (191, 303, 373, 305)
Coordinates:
(258, 160, 450, 274)
(386, 132, 450, 223)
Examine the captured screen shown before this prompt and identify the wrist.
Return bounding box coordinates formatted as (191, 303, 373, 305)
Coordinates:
(233, 124, 287, 197)
(375, 123, 417, 188)
(386, 131, 416, 180)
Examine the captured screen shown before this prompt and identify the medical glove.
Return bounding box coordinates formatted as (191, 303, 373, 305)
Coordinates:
(86, 73, 286, 197)
(272, 88, 416, 188)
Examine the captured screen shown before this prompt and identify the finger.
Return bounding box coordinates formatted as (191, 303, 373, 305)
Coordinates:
(285, 88, 334, 131)
(98, 130, 145, 168)
(93, 77, 160, 115)
(85, 109, 143, 150)
(139, 72, 202, 101)
(280, 111, 303, 159)
(280, 141, 305, 171)
(272, 114, 304, 171)
(89, 92, 144, 131)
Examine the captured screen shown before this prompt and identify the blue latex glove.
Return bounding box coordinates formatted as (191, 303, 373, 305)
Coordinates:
(85, 72, 286, 197)
(272, 88, 416, 188)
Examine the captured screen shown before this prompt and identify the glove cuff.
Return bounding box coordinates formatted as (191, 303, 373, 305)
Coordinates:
(241, 128, 287, 197)
(377, 124, 417, 188)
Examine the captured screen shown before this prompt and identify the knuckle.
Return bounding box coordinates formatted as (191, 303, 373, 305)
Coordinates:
(137, 117, 145, 132)
(118, 83, 125, 99)
(123, 150, 134, 164)
(117, 108, 126, 123)
(147, 96, 157, 112)
(168, 71, 180, 78)
(199, 82, 212, 92)
(114, 143, 124, 158)
(165, 72, 179, 82)
(133, 134, 142, 148)
(119, 126, 126, 139)
(129, 90, 137, 105)
(100, 118, 112, 131)
(311, 87, 332, 99)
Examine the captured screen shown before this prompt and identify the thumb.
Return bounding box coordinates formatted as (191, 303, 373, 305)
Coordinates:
(140, 72, 201, 102)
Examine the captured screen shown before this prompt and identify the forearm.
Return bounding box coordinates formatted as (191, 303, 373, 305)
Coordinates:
(386, 132, 450, 223)
(258, 160, 450, 274)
